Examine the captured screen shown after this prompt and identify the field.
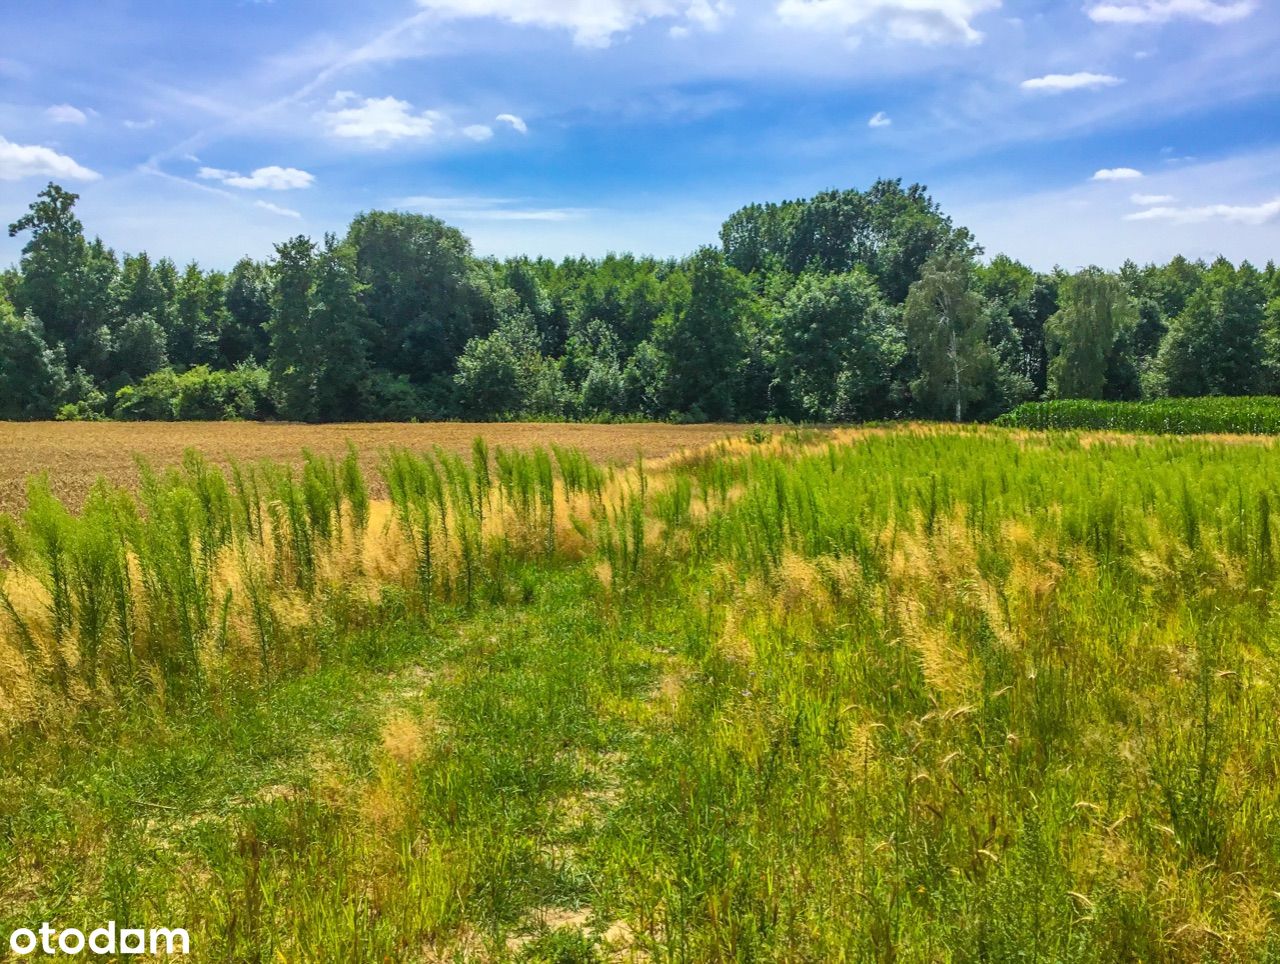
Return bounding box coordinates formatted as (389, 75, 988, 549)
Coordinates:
(0, 421, 756, 516)
(997, 397, 1280, 435)
(3, 423, 1280, 961)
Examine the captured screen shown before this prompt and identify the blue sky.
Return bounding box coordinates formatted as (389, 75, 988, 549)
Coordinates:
(1, 0, 1278, 271)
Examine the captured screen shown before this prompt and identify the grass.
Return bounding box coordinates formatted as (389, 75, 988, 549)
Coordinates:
(996, 396, 1280, 435)
(4, 424, 1280, 960)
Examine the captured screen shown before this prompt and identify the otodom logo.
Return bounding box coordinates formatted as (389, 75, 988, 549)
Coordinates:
(8, 922, 189, 956)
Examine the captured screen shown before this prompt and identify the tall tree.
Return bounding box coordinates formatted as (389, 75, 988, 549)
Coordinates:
(772, 269, 903, 421)
(1044, 268, 1136, 400)
(903, 253, 994, 422)
(1156, 262, 1265, 397)
(6, 183, 90, 350)
(655, 248, 748, 420)
(345, 211, 482, 387)
(311, 235, 370, 420)
(268, 236, 320, 421)
(0, 296, 70, 420)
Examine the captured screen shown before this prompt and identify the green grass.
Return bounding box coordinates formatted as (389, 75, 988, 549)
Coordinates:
(995, 395, 1280, 435)
(5, 426, 1280, 960)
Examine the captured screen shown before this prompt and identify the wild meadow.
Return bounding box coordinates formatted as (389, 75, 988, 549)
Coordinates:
(3, 424, 1280, 961)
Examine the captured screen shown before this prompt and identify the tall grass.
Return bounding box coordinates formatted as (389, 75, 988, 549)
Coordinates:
(8, 426, 1280, 959)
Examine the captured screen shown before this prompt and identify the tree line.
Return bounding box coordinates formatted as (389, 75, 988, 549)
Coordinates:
(2, 180, 1278, 423)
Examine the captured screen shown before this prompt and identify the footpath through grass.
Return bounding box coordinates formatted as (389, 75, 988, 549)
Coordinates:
(5, 426, 1280, 960)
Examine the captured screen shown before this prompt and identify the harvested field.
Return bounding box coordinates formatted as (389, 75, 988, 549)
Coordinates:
(0, 420, 754, 514)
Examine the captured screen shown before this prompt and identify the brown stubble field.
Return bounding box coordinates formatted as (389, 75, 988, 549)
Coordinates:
(0, 420, 755, 513)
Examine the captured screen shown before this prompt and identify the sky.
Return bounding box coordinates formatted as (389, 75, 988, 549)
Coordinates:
(1, 0, 1278, 271)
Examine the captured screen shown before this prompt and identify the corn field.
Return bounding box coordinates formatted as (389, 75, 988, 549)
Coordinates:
(997, 396, 1280, 435)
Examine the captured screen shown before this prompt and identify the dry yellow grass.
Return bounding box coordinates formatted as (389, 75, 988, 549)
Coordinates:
(0, 420, 754, 514)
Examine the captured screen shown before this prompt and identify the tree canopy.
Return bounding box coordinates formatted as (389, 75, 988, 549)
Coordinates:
(0, 180, 1273, 423)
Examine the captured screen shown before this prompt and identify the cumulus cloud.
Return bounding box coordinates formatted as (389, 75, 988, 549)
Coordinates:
(1020, 72, 1122, 92)
(45, 104, 88, 124)
(255, 200, 303, 219)
(1092, 167, 1143, 180)
(868, 111, 892, 127)
(0, 135, 99, 181)
(199, 165, 314, 189)
(463, 124, 494, 141)
(1131, 193, 1175, 204)
(496, 113, 528, 134)
(416, 0, 730, 47)
(320, 92, 442, 146)
(1125, 197, 1280, 225)
(1086, 0, 1254, 25)
(776, 0, 1002, 45)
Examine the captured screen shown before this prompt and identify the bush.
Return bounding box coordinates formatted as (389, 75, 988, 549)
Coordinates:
(995, 396, 1280, 435)
(113, 364, 272, 421)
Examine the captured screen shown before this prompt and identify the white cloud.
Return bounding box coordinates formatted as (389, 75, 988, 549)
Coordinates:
(199, 165, 314, 189)
(1086, 0, 1254, 25)
(776, 0, 1002, 45)
(1020, 72, 1122, 92)
(1131, 193, 1175, 204)
(496, 113, 528, 134)
(319, 91, 442, 146)
(45, 104, 88, 125)
(123, 118, 157, 131)
(254, 200, 303, 219)
(416, 0, 730, 47)
(1125, 197, 1280, 225)
(868, 110, 892, 127)
(463, 124, 494, 141)
(1092, 167, 1143, 180)
(0, 135, 100, 181)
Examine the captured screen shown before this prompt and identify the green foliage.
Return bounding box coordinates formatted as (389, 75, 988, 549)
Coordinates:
(772, 268, 903, 421)
(904, 252, 996, 421)
(113, 364, 271, 421)
(0, 303, 71, 419)
(1153, 259, 1266, 397)
(1045, 267, 1137, 400)
(996, 396, 1280, 434)
(655, 248, 749, 420)
(1, 180, 1274, 425)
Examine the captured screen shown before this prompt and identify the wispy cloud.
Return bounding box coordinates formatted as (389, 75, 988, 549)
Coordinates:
(1087, 0, 1255, 25)
(1021, 72, 1122, 92)
(400, 195, 588, 221)
(1131, 193, 1175, 204)
(868, 110, 892, 127)
(415, 0, 730, 47)
(123, 118, 157, 131)
(45, 104, 89, 124)
(495, 113, 528, 134)
(1092, 167, 1143, 180)
(0, 135, 99, 181)
(254, 199, 303, 219)
(199, 165, 314, 189)
(777, 0, 1002, 45)
(1125, 197, 1280, 224)
(463, 124, 494, 141)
